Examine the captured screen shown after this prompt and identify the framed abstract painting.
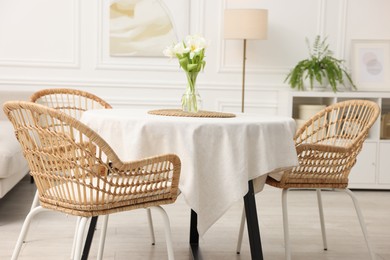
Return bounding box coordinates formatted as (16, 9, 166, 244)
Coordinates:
(109, 0, 190, 57)
(351, 40, 390, 91)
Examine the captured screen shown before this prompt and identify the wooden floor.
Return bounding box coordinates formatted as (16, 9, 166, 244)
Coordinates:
(1, 176, 389, 260)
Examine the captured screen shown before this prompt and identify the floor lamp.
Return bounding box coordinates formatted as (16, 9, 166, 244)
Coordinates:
(224, 9, 268, 113)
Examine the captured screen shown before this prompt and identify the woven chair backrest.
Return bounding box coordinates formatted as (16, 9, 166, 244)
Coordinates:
(289, 100, 380, 186)
(3, 101, 179, 216)
(30, 88, 112, 120)
(295, 100, 380, 148)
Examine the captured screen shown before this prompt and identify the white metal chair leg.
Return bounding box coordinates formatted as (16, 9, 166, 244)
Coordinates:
(151, 206, 175, 260)
(146, 208, 156, 245)
(316, 189, 328, 250)
(97, 215, 109, 260)
(338, 189, 376, 260)
(22, 191, 40, 243)
(70, 217, 82, 260)
(282, 189, 291, 260)
(73, 217, 89, 260)
(30, 190, 39, 211)
(11, 206, 47, 260)
(236, 207, 246, 254)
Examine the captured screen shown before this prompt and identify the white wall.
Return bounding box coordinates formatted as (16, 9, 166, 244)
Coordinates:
(0, 0, 389, 115)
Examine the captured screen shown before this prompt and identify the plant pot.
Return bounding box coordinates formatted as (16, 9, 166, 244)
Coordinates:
(303, 75, 329, 91)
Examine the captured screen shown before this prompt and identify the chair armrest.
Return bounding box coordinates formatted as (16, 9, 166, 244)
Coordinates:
(296, 143, 349, 155)
(109, 153, 181, 196)
(295, 142, 361, 173)
(112, 154, 181, 173)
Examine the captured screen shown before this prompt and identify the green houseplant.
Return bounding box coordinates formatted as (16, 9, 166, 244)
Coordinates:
(285, 35, 356, 92)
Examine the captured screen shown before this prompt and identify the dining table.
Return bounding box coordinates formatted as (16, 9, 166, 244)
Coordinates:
(79, 108, 299, 260)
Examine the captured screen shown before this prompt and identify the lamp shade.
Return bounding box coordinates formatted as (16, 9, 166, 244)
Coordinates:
(224, 9, 268, 40)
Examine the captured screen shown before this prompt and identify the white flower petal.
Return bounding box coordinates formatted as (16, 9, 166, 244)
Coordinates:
(163, 46, 175, 57)
(164, 34, 207, 71)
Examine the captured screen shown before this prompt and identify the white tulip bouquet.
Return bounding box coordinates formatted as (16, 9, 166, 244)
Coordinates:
(164, 34, 207, 112)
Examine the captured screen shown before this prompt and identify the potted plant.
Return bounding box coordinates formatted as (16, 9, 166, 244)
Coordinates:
(285, 35, 356, 92)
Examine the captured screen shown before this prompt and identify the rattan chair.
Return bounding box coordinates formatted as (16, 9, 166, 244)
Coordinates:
(4, 101, 181, 260)
(30, 88, 157, 253)
(29, 88, 113, 206)
(30, 88, 119, 257)
(236, 99, 380, 260)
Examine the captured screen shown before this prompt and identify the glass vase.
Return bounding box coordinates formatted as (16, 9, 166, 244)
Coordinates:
(182, 88, 202, 113)
(182, 72, 202, 113)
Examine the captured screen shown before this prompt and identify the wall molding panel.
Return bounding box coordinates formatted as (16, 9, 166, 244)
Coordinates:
(0, 76, 287, 92)
(190, 0, 206, 34)
(317, 0, 327, 37)
(0, 77, 182, 90)
(0, 0, 80, 69)
(337, 0, 349, 59)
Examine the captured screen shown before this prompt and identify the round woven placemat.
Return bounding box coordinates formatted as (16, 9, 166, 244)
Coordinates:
(148, 109, 236, 118)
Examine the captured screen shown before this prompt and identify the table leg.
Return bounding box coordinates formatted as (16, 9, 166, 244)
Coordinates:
(81, 216, 98, 260)
(244, 180, 264, 260)
(189, 180, 263, 260)
(189, 209, 202, 260)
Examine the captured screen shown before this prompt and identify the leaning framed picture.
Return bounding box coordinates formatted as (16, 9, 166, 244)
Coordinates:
(351, 40, 390, 91)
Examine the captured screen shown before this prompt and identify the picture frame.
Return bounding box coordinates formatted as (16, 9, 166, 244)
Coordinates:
(109, 0, 190, 57)
(351, 40, 390, 91)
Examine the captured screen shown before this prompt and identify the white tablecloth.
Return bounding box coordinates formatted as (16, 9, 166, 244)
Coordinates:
(80, 109, 298, 236)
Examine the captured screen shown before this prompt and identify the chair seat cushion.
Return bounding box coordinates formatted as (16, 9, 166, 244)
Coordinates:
(0, 121, 29, 179)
